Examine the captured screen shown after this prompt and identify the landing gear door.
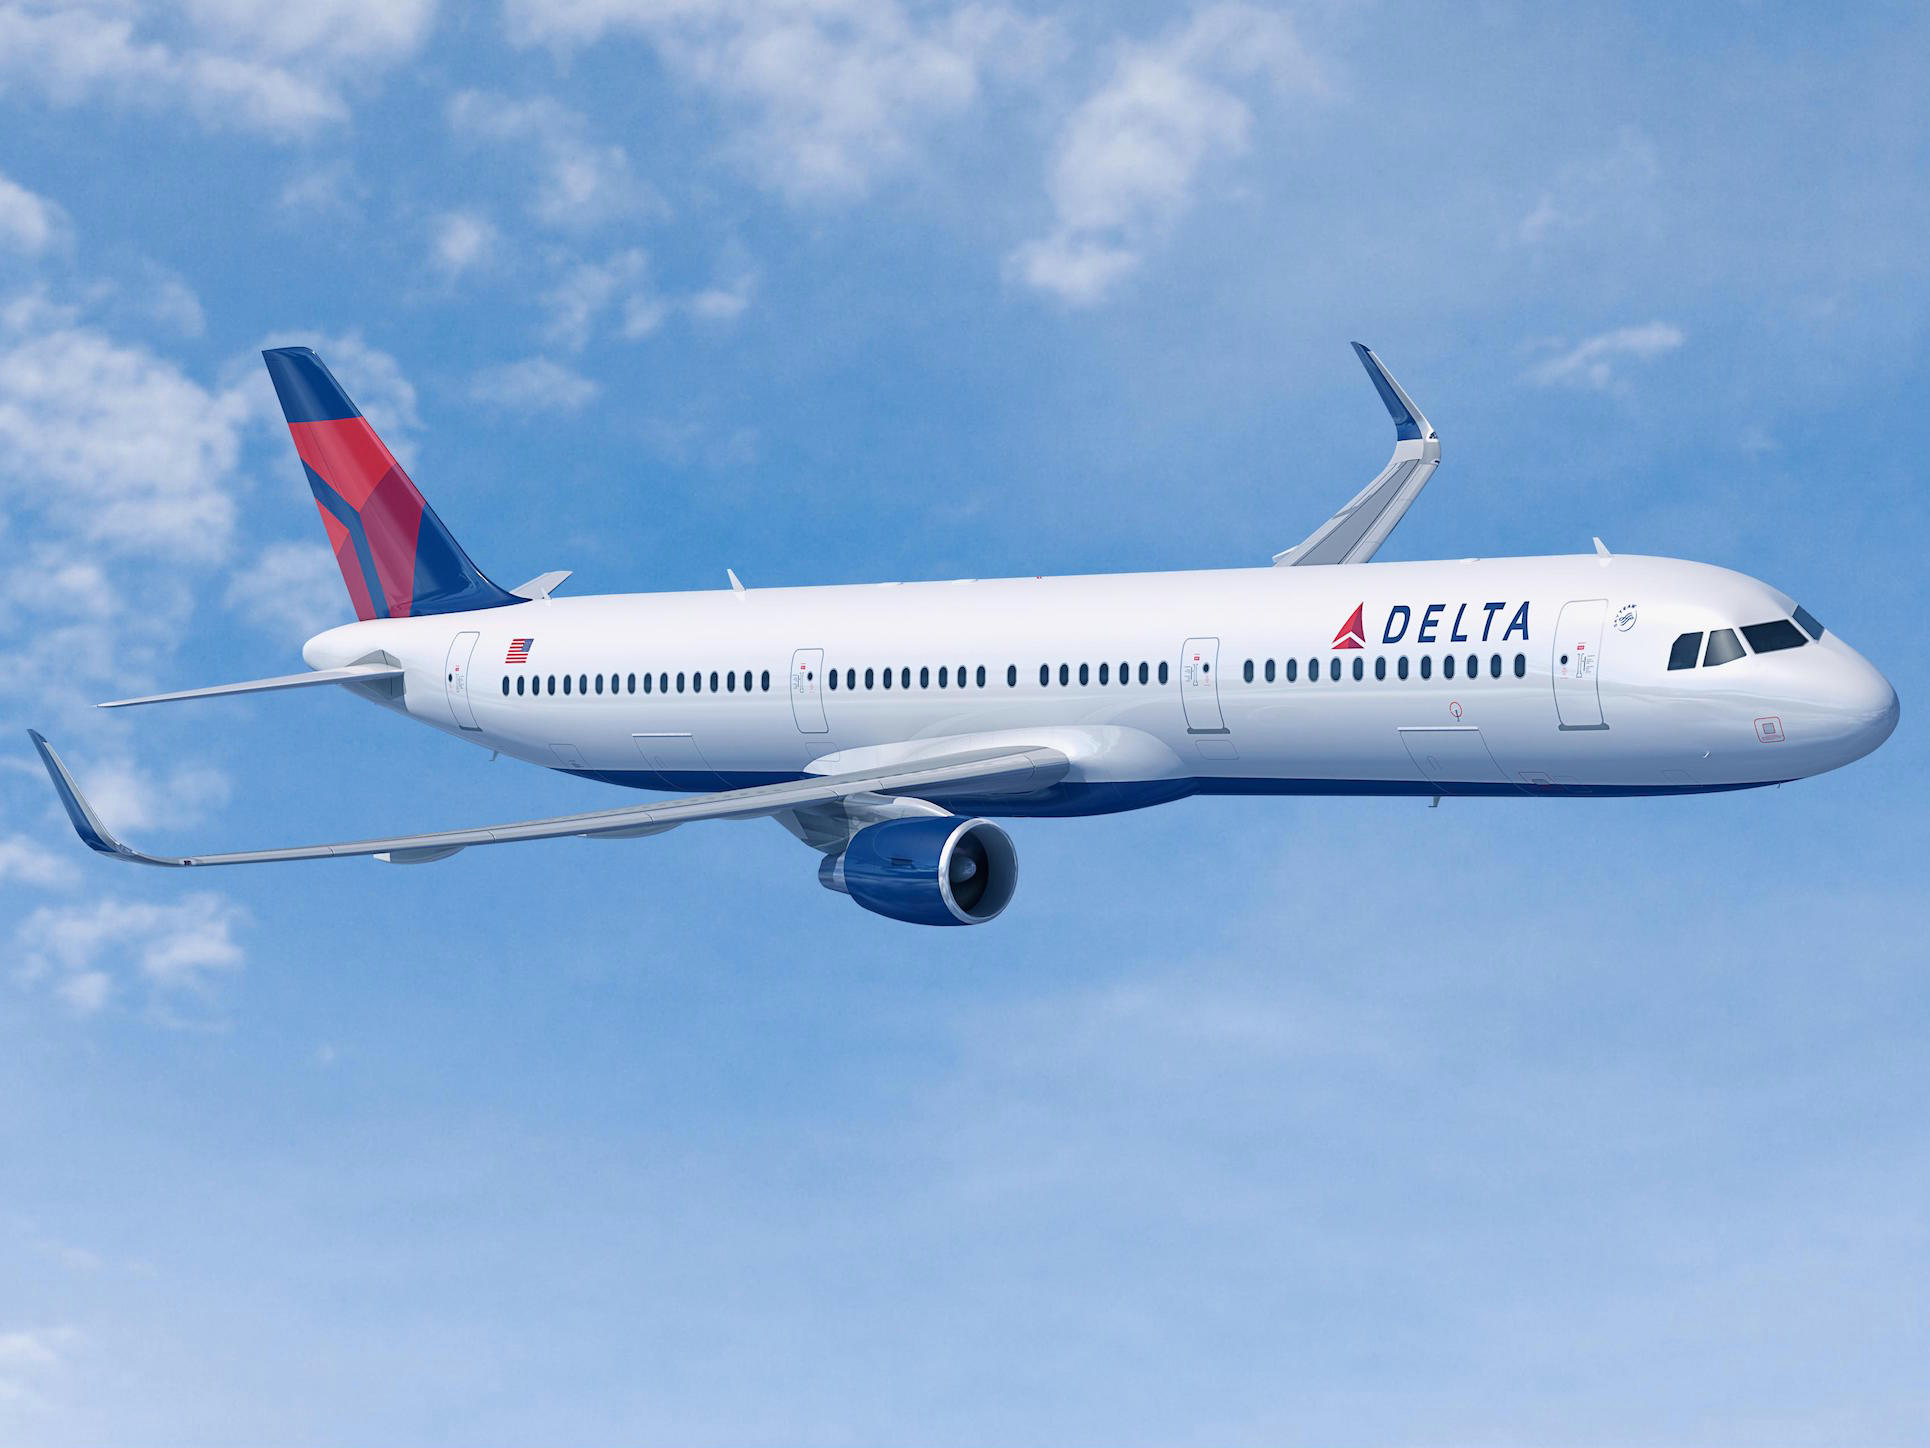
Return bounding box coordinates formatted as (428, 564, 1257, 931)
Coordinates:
(1553, 599, 1608, 730)
(445, 631, 481, 730)
(1180, 636, 1227, 734)
(790, 647, 828, 734)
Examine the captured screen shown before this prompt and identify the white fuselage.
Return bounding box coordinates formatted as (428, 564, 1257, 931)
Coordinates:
(302, 552, 1898, 811)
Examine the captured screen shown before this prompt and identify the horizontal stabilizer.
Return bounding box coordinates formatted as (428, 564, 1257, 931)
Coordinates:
(98, 664, 404, 710)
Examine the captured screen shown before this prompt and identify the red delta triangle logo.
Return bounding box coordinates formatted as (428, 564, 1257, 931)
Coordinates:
(1331, 603, 1367, 649)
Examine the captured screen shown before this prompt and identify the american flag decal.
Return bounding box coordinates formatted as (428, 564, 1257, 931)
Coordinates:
(506, 637, 533, 664)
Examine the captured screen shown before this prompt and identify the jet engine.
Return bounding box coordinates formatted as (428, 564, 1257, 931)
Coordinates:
(818, 816, 1017, 926)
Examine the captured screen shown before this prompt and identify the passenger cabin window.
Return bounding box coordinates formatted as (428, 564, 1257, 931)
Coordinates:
(1419, 656, 1432, 680)
(1100, 662, 1111, 685)
(1794, 605, 1825, 640)
(761, 670, 771, 691)
(1742, 619, 1806, 654)
(1443, 655, 1455, 680)
(1703, 628, 1745, 667)
(1158, 662, 1169, 684)
(1375, 657, 1386, 680)
(1513, 653, 1526, 678)
(1285, 659, 1297, 682)
(1243, 659, 1254, 683)
(1667, 632, 1702, 671)
(1397, 656, 1409, 680)
(1352, 657, 1364, 681)
(1328, 658, 1340, 682)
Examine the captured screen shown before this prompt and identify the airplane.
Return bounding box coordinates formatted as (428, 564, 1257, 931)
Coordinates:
(29, 343, 1899, 926)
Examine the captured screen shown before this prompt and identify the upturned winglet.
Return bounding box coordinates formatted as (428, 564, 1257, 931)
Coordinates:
(1272, 343, 1442, 567)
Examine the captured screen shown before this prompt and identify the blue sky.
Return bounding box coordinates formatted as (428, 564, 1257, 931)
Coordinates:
(2, 1, 1927, 1443)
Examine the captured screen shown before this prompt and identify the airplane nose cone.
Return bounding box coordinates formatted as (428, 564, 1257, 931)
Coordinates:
(1865, 672, 1900, 746)
(1835, 659, 1899, 762)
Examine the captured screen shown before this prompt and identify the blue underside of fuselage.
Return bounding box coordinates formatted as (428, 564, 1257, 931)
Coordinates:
(564, 768, 1784, 814)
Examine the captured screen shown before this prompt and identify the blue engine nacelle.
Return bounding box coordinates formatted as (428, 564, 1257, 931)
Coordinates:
(818, 816, 1018, 926)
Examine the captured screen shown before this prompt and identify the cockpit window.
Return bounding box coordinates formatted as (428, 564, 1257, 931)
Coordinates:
(1793, 605, 1825, 640)
(1742, 619, 1806, 654)
(1667, 632, 1702, 671)
(1703, 628, 1745, 667)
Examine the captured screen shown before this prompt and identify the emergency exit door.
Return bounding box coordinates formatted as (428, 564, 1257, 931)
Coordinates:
(1180, 637, 1227, 734)
(445, 631, 481, 730)
(790, 647, 828, 733)
(1552, 599, 1608, 730)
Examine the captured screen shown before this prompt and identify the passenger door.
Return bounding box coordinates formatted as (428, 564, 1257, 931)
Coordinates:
(445, 631, 481, 730)
(1552, 600, 1608, 730)
(790, 647, 828, 734)
(1180, 637, 1227, 734)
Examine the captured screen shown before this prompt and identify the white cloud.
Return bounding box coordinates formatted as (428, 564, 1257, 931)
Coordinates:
(539, 249, 654, 350)
(1007, 3, 1320, 306)
(0, 1, 436, 140)
(278, 161, 361, 217)
(0, 1326, 76, 1407)
(76, 758, 231, 834)
(14, 892, 246, 1016)
(447, 91, 659, 229)
(503, 0, 1055, 204)
(0, 170, 68, 255)
(622, 294, 667, 339)
(1525, 322, 1686, 391)
(0, 296, 250, 561)
(177, 0, 436, 67)
(470, 357, 601, 414)
(144, 273, 206, 338)
(688, 269, 757, 323)
(430, 209, 498, 280)
(0, 4, 342, 138)
(0, 833, 77, 890)
(224, 540, 345, 641)
(1518, 129, 1660, 245)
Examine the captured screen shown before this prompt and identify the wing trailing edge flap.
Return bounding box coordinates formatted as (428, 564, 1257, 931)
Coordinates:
(1273, 343, 1441, 568)
(26, 730, 1069, 869)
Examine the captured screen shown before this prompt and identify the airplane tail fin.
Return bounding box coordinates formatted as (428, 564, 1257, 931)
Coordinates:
(262, 347, 517, 620)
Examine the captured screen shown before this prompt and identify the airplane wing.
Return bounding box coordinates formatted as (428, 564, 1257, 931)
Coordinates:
(1272, 342, 1441, 567)
(27, 730, 1068, 868)
(99, 664, 404, 710)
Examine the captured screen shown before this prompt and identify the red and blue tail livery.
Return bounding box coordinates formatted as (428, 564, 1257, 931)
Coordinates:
(263, 347, 516, 620)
